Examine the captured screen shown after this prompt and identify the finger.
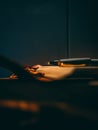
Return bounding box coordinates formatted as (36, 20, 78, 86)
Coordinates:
(31, 65, 42, 69)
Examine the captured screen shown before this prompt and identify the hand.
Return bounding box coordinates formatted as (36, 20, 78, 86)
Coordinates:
(32, 65, 75, 82)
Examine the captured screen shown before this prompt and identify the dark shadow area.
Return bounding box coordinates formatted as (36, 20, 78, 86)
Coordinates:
(0, 106, 98, 130)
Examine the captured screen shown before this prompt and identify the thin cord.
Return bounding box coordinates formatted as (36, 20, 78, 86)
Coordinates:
(66, 0, 70, 58)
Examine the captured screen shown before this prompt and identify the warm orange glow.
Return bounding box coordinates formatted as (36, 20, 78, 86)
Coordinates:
(59, 63, 86, 67)
(0, 100, 97, 120)
(0, 100, 39, 112)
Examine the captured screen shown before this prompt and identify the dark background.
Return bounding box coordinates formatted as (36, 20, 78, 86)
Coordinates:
(0, 0, 98, 66)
